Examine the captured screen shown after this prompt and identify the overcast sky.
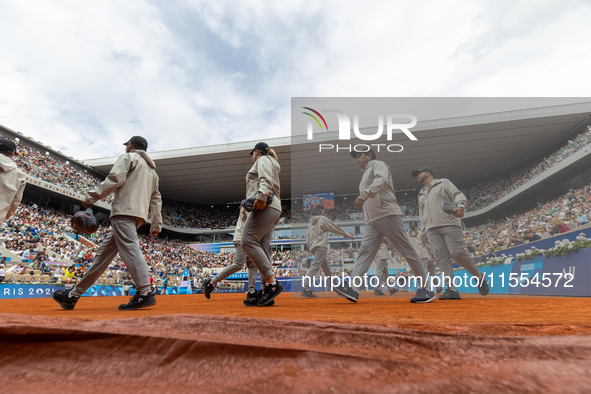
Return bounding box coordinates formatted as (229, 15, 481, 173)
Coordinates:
(1, 0, 591, 159)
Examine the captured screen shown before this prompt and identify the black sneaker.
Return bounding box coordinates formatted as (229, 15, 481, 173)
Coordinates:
(243, 291, 259, 306)
(478, 275, 489, 296)
(373, 288, 385, 296)
(52, 289, 79, 310)
(439, 288, 461, 300)
(410, 288, 436, 303)
(389, 287, 399, 296)
(243, 290, 274, 307)
(436, 286, 443, 293)
(118, 292, 157, 310)
(203, 278, 215, 299)
(334, 285, 359, 303)
(301, 289, 317, 298)
(258, 282, 285, 306)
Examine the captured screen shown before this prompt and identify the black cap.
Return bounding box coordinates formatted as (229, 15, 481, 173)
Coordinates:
(0, 138, 17, 152)
(350, 148, 376, 160)
(123, 136, 148, 150)
(412, 167, 434, 177)
(250, 142, 269, 155)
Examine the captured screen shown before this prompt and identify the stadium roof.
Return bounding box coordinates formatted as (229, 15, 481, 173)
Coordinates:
(83, 102, 591, 204)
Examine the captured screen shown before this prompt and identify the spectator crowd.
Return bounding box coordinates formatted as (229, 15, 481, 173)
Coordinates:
(12, 142, 115, 203)
(463, 126, 591, 210)
(2, 125, 591, 292)
(464, 184, 591, 262)
(5, 125, 591, 231)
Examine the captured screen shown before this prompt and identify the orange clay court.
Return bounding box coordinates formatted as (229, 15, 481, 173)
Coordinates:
(2, 293, 591, 393)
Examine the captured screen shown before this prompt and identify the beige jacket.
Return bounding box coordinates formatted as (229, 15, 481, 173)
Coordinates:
(408, 230, 431, 260)
(0, 154, 26, 223)
(307, 215, 348, 251)
(418, 178, 467, 231)
(375, 240, 390, 261)
(233, 207, 248, 242)
(84, 150, 163, 232)
(246, 155, 281, 212)
(359, 160, 402, 224)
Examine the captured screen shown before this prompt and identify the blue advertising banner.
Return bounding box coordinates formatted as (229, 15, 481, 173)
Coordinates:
(441, 263, 515, 294)
(291, 247, 591, 296)
(255, 278, 293, 292)
(82, 285, 126, 297)
(226, 273, 250, 280)
(0, 284, 63, 299)
(160, 287, 183, 295)
(436, 249, 591, 296)
(0, 285, 189, 299)
(222, 272, 294, 280)
(176, 285, 193, 295)
(509, 251, 589, 296)
(212, 288, 243, 294)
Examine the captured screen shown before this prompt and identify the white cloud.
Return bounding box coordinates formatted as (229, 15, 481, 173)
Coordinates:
(0, 0, 590, 159)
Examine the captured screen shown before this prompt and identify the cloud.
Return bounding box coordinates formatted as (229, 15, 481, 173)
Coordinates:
(0, 0, 590, 159)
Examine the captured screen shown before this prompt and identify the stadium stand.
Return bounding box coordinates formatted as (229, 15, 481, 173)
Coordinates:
(2, 119, 591, 292)
(463, 125, 591, 211)
(3, 125, 591, 231)
(13, 142, 115, 203)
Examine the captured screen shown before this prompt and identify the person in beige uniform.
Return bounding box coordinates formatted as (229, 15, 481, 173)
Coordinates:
(334, 149, 434, 303)
(372, 238, 398, 296)
(241, 142, 284, 306)
(0, 139, 26, 224)
(53, 136, 163, 311)
(414, 167, 488, 300)
(202, 206, 268, 306)
(302, 204, 354, 298)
